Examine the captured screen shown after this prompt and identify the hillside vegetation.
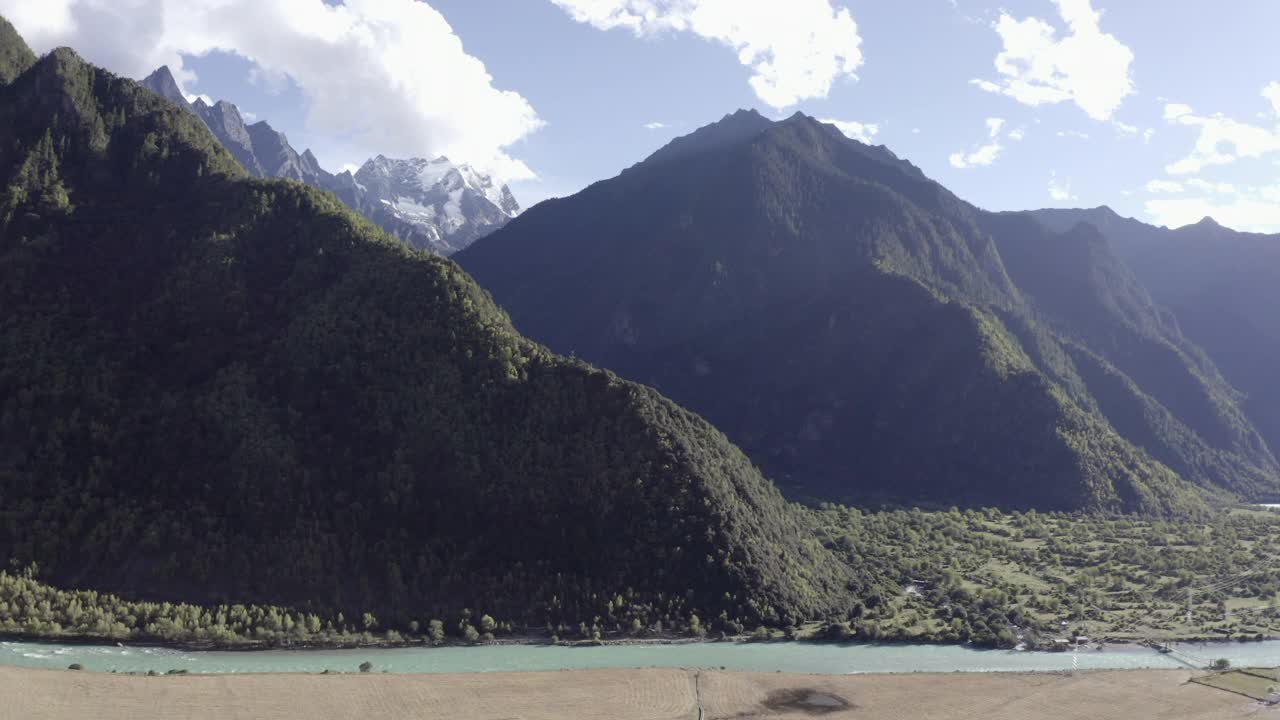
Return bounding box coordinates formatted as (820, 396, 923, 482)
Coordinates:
(0, 31, 859, 633)
(809, 505, 1280, 646)
(461, 111, 1267, 513)
(1031, 207, 1280, 499)
(8, 503, 1280, 649)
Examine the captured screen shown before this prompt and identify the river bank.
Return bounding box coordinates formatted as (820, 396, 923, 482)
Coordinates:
(0, 665, 1265, 720)
(8, 637, 1280, 676)
(4, 625, 1274, 656)
(0, 628, 736, 653)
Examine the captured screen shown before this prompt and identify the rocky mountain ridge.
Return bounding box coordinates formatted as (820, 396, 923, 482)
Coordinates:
(139, 66, 518, 255)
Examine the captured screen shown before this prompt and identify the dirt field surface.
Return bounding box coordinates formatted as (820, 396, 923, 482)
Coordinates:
(2, 665, 1276, 720)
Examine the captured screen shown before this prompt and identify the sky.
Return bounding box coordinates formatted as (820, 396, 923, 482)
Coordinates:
(3, 0, 1279, 232)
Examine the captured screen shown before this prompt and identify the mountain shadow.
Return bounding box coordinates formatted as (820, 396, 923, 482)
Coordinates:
(461, 110, 1275, 513)
(0, 35, 860, 630)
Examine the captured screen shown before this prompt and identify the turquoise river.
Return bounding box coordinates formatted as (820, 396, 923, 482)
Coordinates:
(4, 639, 1280, 675)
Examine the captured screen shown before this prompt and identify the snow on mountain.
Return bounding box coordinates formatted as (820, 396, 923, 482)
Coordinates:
(137, 66, 518, 256)
(350, 155, 519, 255)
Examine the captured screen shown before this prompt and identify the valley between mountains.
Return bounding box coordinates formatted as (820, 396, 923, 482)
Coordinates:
(2, 14, 1280, 653)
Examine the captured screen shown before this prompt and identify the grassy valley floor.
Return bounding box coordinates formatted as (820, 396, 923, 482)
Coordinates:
(0, 665, 1270, 720)
(5, 506, 1280, 651)
(806, 505, 1280, 646)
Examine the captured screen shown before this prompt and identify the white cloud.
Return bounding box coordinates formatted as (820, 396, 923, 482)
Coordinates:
(819, 118, 880, 144)
(2, 0, 544, 180)
(1145, 186, 1280, 233)
(1008, 127, 1026, 141)
(971, 79, 1001, 94)
(973, 0, 1134, 121)
(549, 0, 863, 109)
(1145, 179, 1184, 194)
(1048, 172, 1078, 202)
(1186, 178, 1236, 194)
(183, 92, 214, 106)
(644, 121, 668, 130)
(911, 127, 922, 134)
(950, 117, 1006, 169)
(1118, 122, 1153, 143)
(247, 66, 290, 96)
(949, 144, 1001, 168)
(1161, 93, 1280, 176)
(1056, 130, 1090, 139)
(1264, 82, 1280, 117)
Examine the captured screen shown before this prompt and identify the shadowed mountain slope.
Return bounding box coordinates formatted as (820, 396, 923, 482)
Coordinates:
(0, 36, 860, 630)
(461, 111, 1276, 512)
(1031, 207, 1280, 490)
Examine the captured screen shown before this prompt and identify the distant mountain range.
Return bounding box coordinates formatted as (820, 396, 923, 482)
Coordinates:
(460, 109, 1280, 514)
(11, 9, 1280, 654)
(139, 66, 518, 255)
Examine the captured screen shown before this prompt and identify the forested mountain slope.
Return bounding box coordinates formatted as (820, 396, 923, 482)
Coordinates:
(0, 15, 32, 83)
(0, 32, 859, 631)
(1031, 207, 1280, 485)
(461, 110, 1276, 512)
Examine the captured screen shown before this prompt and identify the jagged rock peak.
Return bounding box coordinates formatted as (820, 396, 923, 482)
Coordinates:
(354, 155, 518, 218)
(140, 66, 188, 105)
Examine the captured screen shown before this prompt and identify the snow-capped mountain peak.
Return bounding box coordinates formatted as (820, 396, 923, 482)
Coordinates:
(138, 65, 520, 256)
(356, 155, 516, 215)
(350, 155, 520, 255)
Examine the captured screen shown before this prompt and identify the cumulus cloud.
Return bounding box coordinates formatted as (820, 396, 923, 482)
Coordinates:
(1186, 178, 1236, 194)
(1113, 121, 1137, 135)
(820, 118, 880, 144)
(550, 0, 863, 109)
(644, 121, 668, 130)
(1161, 91, 1280, 176)
(1145, 179, 1184, 194)
(1, 0, 544, 180)
(1008, 127, 1026, 141)
(973, 0, 1134, 121)
(949, 143, 1002, 169)
(1145, 186, 1280, 233)
(950, 117, 1006, 169)
(1048, 172, 1078, 202)
(1265, 82, 1280, 117)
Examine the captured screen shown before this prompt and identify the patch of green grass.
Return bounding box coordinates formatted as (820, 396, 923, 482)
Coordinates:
(1192, 670, 1280, 700)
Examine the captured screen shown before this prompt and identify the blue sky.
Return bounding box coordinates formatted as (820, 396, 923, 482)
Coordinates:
(4, 0, 1279, 230)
